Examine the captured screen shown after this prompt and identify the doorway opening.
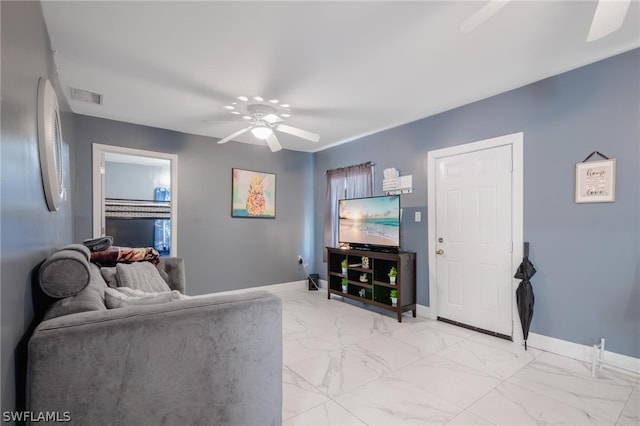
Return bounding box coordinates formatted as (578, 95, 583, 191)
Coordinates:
(92, 144, 178, 256)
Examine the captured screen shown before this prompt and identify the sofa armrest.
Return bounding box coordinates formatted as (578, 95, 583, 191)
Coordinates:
(27, 290, 282, 425)
(156, 257, 185, 293)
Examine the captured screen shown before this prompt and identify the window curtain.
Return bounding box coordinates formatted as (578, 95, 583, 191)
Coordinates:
(323, 162, 373, 261)
(345, 163, 373, 199)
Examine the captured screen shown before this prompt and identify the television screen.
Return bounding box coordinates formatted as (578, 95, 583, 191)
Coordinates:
(338, 195, 400, 248)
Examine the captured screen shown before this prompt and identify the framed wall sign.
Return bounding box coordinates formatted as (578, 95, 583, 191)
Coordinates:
(231, 168, 276, 218)
(575, 158, 616, 203)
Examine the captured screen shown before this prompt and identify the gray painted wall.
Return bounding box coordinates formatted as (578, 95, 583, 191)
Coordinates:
(314, 49, 640, 358)
(105, 162, 170, 200)
(1, 1, 76, 412)
(74, 116, 314, 295)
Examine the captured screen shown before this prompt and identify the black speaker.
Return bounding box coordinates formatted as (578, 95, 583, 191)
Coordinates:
(308, 273, 319, 291)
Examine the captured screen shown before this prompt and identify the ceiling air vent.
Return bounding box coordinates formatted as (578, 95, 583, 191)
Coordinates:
(69, 87, 103, 105)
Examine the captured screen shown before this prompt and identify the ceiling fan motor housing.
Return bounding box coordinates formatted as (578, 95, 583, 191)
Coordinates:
(247, 103, 277, 119)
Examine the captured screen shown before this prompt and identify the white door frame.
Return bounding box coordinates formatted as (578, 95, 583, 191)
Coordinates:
(427, 132, 523, 343)
(92, 143, 179, 256)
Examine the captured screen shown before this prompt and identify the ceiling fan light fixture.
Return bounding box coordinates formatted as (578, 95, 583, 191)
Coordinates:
(253, 96, 264, 102)
(237, 96, 248, 102)
(251, 125, 273, 140)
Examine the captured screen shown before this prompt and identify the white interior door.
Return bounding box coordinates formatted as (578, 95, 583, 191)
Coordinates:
(435, 144, 513, 336)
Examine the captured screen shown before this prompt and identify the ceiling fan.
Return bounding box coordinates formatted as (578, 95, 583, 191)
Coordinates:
(214, 104, 320, 152)
(461, 0, 631, 42)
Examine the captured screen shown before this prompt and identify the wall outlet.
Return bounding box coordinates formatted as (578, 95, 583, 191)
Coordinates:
(415, 211, 421, 222)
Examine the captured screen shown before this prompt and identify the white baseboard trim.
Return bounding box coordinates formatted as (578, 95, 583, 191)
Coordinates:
(319, 279, 328, 292)
(528, 333, 640, 376)
(211, 280, 307, 296)
(416, 303, 432, 318)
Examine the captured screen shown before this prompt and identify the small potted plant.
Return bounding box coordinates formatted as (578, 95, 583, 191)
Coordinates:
(341, 278, 348, 294)
(388, 266, 397, 285)
(390, 289, 398, 306)
(341, 258, 348, 275)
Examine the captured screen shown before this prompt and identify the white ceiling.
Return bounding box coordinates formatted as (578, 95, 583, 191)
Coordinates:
(41, 1, 640, 153)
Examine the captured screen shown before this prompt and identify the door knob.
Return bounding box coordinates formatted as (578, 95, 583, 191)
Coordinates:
(436, 249, 444, 255)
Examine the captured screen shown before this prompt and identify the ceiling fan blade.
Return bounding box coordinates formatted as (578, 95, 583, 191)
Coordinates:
(275, 123, 320, 142)
(460, 0, 510, 33)
(263, 114, 283, 124)
(266, 133, 282, 152)
(587, 0, 631, 42)
(217, 127, 250, 144)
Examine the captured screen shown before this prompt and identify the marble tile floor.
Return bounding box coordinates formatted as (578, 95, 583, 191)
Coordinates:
(270, 285, 640, 426)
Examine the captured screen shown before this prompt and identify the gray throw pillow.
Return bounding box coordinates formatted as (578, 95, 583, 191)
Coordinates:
(116, 262, 172, 293)
(104, 287, 182, 309)
(100, 267, 119, 288)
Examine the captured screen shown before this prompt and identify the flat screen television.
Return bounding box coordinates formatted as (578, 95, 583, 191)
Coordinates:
(338, 195, 400, 250)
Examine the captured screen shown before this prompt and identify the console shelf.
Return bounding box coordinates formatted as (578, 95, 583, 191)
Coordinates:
(326, 247, 416, 322)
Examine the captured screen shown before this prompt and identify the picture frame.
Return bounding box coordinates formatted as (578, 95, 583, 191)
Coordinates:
(232, 168, 276, 218)
(575, 159, 616, 203)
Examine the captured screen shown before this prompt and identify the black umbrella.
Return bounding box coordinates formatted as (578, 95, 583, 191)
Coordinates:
(514, 242, 536, 350)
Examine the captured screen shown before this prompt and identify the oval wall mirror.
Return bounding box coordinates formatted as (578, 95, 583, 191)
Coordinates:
(37, 78, 64, 211)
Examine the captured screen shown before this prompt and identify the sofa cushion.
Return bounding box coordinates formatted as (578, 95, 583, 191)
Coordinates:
(43, 264, 108, 320)
(116, 262, 172, 293)
(102, 264, 176, 290)
(39, 245, 92, 298)
(156, 258, 186, 293)
(100, 267, 119, 288)
(104, 287, 183, 309)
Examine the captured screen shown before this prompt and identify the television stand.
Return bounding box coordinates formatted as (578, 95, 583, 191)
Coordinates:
(347, 244, 399, 254)
(326, 247, 416, 322)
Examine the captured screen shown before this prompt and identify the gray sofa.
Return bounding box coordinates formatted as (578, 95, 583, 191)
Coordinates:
(27, 245, 282, 425)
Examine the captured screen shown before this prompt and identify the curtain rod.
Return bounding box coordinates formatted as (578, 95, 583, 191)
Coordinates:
(324, 161, 375, 175)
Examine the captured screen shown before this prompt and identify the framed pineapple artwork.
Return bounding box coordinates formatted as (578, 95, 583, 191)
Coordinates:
(231, 168, 276, 218)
